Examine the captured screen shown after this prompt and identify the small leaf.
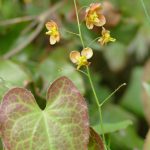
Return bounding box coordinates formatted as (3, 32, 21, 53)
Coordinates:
(110, 126, 143, 150)
(93, 120, 132, 134)
(88, 127, 104, 150)
(0, 77, 89, 150)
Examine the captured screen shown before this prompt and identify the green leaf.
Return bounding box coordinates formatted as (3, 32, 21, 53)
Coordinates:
(0, 60, 31, 100)
(103, 42, 127, 72)
(0, 77, 89, 150)
(120, 67, 144, 117)
(37, 49, 85, 95)
(93, 120, 132, 134)
(88, 127, 104, 150)
(110, 126, 144, 150)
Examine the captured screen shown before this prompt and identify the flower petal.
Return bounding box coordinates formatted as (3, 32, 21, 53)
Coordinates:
(90, 3, 102, 12)
(50, 36, 57, 45)
(110, 37, 116, 42)
(94, 15, 106, 27)
(55, 34, 60, 42)
(70, 51, 81, 63)
(45, 22, 52, 30)
(45, 20, 57, 30)
(86, 21, 94, 29)
(81, 47, 93, 59)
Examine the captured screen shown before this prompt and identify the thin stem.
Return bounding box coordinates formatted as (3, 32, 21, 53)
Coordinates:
(86, 66, 107, 149)
(87, 37, 101, 47)
(0, 16, 36, 26)
(73, 0, 85, 48)
(100, 83, 126, 107)
(77, 69, 88, 77)
(86, 67, 100, 106)
(64, 30, 79, 37)
(99, 107, 106, 148)
(140, 0, 150, 25)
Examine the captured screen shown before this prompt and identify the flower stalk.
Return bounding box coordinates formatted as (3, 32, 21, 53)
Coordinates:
(86, 66, 106, 147)
(73, 0, 107, 149)
(73, 0, 85, 48)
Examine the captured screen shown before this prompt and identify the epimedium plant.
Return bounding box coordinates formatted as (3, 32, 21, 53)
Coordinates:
(0, 1, 131, 150)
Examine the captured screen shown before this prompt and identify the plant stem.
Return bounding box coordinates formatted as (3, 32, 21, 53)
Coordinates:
(140, 0, 150, 25)
(87, 37, 101, 47)
(86, 66, 107, 149)
(100, 83, 126, 107)
(78, 69, 88, 77)
(73, 0, 85, 48)
(0, 16, 36, 26)
(64, 30, 79, 37)
(86, 67, 100, 107)
(73, 0, 107, 149)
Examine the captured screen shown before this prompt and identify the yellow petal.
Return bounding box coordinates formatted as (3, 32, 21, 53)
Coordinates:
(81, 47, 93, 59)
(45, 20, 58, 31)
(70, 51, 81, 63)
(110, 37, 116, 42)
(46, 30, 51, 35)
(56, 34, 60, 42)
(45, 22, 52, 30)
(50, 36, 57, 45)
(90, 3, 102, 12)
(95, 15, 106, 27)
(98, 38, 105, 46)
(102, 27, 110, 36)
(86, 21, 94, 29)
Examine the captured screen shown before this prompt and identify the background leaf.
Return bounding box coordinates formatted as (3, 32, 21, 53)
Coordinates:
(93, 120, 132, 134)
(0, 60, 31, 100)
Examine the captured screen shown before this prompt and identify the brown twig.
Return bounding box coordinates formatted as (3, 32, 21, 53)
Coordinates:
(0, 16, 36, 26)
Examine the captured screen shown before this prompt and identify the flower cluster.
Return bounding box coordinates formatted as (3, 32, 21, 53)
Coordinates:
(45, 20, 60, 45)
(85, 3, 116, 46)
(45, 2, 116, 69)
(85, 3, 106, 29)
(98, 27, 116, 46)
(70, 47, 93, 70)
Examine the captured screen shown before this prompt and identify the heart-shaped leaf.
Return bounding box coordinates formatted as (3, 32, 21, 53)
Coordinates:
(0, 77, 89, 150)
(88, 127, 104, 150)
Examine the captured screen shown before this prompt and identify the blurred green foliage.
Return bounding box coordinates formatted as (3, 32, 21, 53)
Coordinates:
(0, 0, 150, 149)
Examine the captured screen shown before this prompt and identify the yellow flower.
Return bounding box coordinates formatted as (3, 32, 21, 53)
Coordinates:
(98, 27, 116, 46)
(70, 47, 93, 70)
(85, 3, 106, 29)
(45, 21, 60, 45)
